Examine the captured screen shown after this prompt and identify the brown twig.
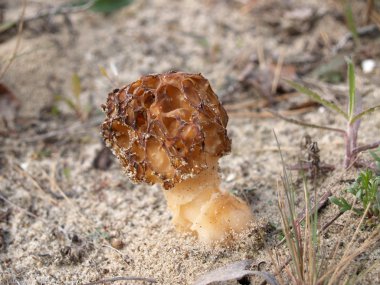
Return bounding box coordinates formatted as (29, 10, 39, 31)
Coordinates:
(320, 212, 344, 233)
(82, 276, 157, 285)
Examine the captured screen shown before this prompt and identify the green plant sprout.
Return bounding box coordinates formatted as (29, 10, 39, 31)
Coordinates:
(55, 73, 88, 121)
(330, 169, 380, 220)
(370, 147, 380, 172)
(343, 1, 360, 46)
(276, 59, 380, 168)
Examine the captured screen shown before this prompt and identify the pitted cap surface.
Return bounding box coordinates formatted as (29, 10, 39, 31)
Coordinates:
(101, 72, 231, 189)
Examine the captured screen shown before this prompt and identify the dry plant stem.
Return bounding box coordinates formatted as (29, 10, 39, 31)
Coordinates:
(224, 92, 299, 111)
(271, 49, 285, 94)
(320, 211, 344, 233)
(82, 276, 157, 285)
(164, 155, 253, 243)
(0, 0, 26, 80)
(324, 226, 379, 284)
(267, 110, 346, 134)
(366, 0, 375, 24)
(323, 204, 377, 284)
(0, 191, 49, 223)
(13, 164, 58, 206)
(229, 107, 317, 119)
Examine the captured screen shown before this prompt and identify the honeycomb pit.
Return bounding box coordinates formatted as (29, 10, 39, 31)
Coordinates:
(101, 71, 254, 243)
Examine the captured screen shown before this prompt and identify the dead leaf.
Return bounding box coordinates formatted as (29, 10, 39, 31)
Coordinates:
(192, 260, 279, 285)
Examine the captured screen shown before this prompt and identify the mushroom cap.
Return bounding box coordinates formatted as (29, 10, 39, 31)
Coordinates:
(101, 72, 231, 189)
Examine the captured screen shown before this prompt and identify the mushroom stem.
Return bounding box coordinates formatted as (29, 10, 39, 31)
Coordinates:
(163, 156, 254, 243)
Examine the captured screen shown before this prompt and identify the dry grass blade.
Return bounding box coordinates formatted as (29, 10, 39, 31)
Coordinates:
(271, 49, 285, 94)
(82, 276, 157, 285)
(328, 203, 373, 281)
(0, 191, 49, 224)
(321, 226, 380, 284)
(13, 164, 58, 206)
(224, 93, 299, 111)
(229, 107, 317, 119)
(0, 0, 26, 80)
(268, 109, 346, 134)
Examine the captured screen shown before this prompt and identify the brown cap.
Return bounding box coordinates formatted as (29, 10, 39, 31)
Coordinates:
(101, 72, 231, 189)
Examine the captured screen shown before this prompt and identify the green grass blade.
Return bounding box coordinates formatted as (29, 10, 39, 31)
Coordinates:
(347, 59, 356, 119)
(91, 0, 133, 12)
(284, 79, 348, 119)
(71, 74, 82, 99)
(0, 21, 17, 34)
(99, 65, 109, 78)
(344, 1, 360, 46)
(71, 0, 133, 13)
(350, 104, 380, 124)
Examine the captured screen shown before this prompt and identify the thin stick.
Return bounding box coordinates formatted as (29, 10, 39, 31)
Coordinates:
(13, 164, 58, 206)
(320, 212, 344, 233)
(82, 276, 157, 285)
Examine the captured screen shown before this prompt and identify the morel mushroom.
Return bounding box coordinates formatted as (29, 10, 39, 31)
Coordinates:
(101, 72, 253, 243)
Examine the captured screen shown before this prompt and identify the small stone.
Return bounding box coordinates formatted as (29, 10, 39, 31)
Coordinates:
(110, 238, 124, 250)
(361, 59, 376, 74)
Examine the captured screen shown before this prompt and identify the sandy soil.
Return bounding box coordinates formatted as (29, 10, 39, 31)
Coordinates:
(1, 0, 379, 284)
